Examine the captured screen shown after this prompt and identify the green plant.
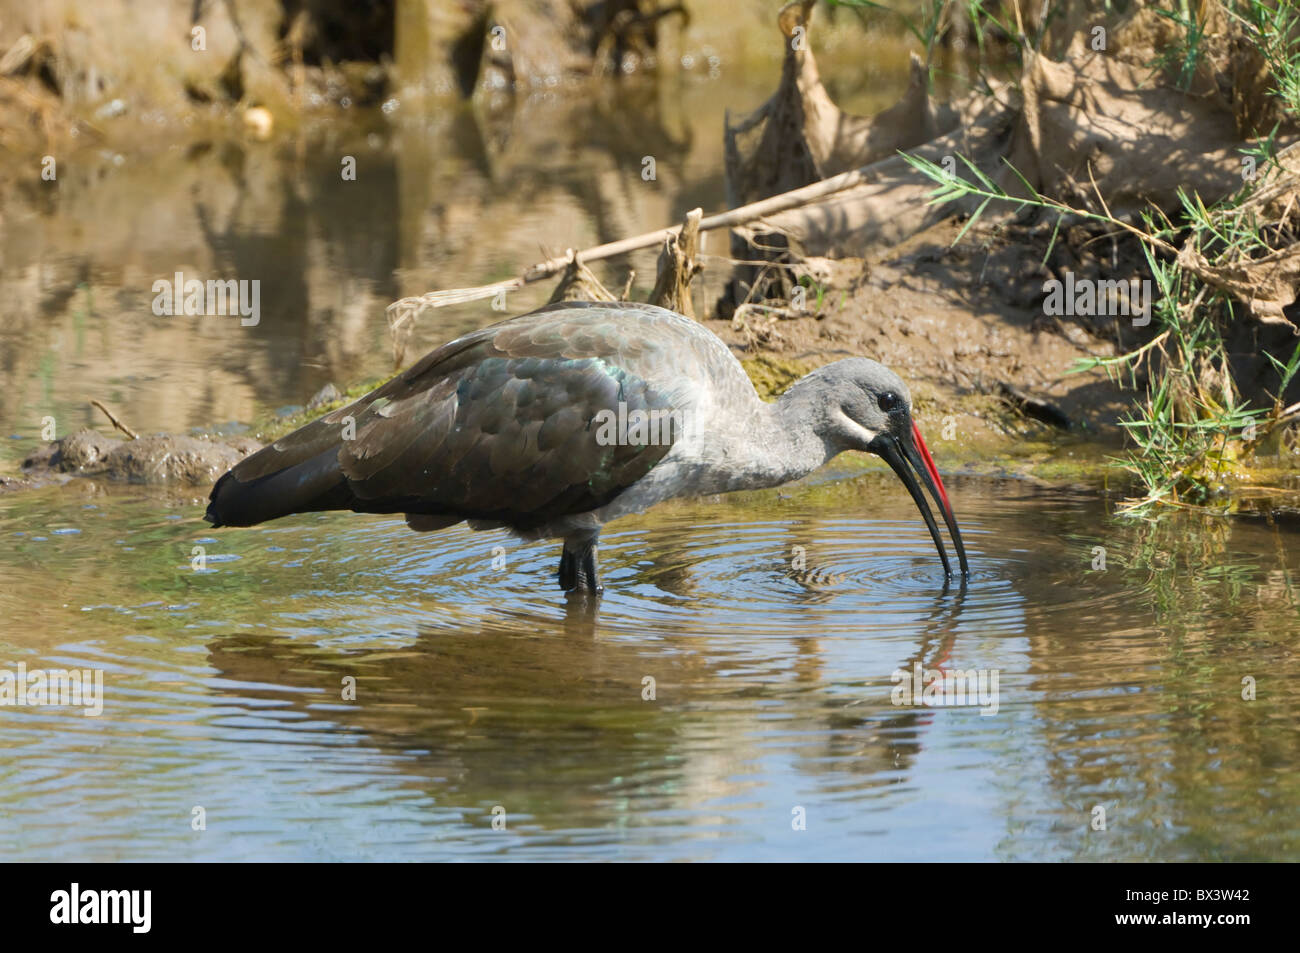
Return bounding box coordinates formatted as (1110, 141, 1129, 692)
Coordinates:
(902, 146, 1299, 513)
(1228, 0, 1300, 113)
(1152, 0, 1211, 91)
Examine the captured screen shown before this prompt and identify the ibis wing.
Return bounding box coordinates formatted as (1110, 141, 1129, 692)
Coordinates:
(207, 302, 701, 529)
(339, 353, 676, 527)
(208, 304, 687, 529)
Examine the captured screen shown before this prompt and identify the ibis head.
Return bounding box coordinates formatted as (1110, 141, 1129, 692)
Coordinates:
(778, 359, 969, 578)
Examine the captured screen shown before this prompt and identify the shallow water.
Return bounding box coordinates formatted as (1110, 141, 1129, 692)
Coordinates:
(1, 472, 1298, 861)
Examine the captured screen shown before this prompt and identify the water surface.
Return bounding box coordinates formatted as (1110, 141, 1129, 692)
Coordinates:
(1, 473, 1297, 861)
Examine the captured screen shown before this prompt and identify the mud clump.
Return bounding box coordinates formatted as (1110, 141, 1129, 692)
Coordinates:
(22, 430, 261, 487)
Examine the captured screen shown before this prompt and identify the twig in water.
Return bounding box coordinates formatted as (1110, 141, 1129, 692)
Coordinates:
(90, 399, 139, 440)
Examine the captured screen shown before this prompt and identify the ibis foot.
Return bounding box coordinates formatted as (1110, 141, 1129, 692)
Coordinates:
(558, 534, 603, 594)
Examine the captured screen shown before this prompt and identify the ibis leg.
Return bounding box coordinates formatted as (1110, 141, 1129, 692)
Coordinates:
(557, 533, 603, 593)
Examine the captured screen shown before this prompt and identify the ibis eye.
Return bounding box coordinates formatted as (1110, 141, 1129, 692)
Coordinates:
(877, 391, 901, 413)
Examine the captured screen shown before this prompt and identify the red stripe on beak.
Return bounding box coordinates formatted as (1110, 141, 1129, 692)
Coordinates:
(911, 422, 951, 514)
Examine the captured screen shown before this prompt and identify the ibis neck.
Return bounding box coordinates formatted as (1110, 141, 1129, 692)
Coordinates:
(711, 390, 839, 493)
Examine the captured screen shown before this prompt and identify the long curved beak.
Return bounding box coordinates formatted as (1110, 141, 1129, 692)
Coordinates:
(867, 423, 969, 578)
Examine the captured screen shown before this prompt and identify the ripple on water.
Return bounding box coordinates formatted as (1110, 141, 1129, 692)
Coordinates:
(236, 509, 1031, 649)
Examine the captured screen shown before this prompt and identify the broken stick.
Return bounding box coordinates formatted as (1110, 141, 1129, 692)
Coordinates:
(90, 399, 139, 440)
(387, 160, 889, 321)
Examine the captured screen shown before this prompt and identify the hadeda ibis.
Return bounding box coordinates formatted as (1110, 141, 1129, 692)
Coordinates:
(205, 301, 968, 593)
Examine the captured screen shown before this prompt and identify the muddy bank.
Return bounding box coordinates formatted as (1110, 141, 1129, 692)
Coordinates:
(10, 378, 359, 492)
(13, 428, 261, 492)
(709, 215, 1132, 457)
